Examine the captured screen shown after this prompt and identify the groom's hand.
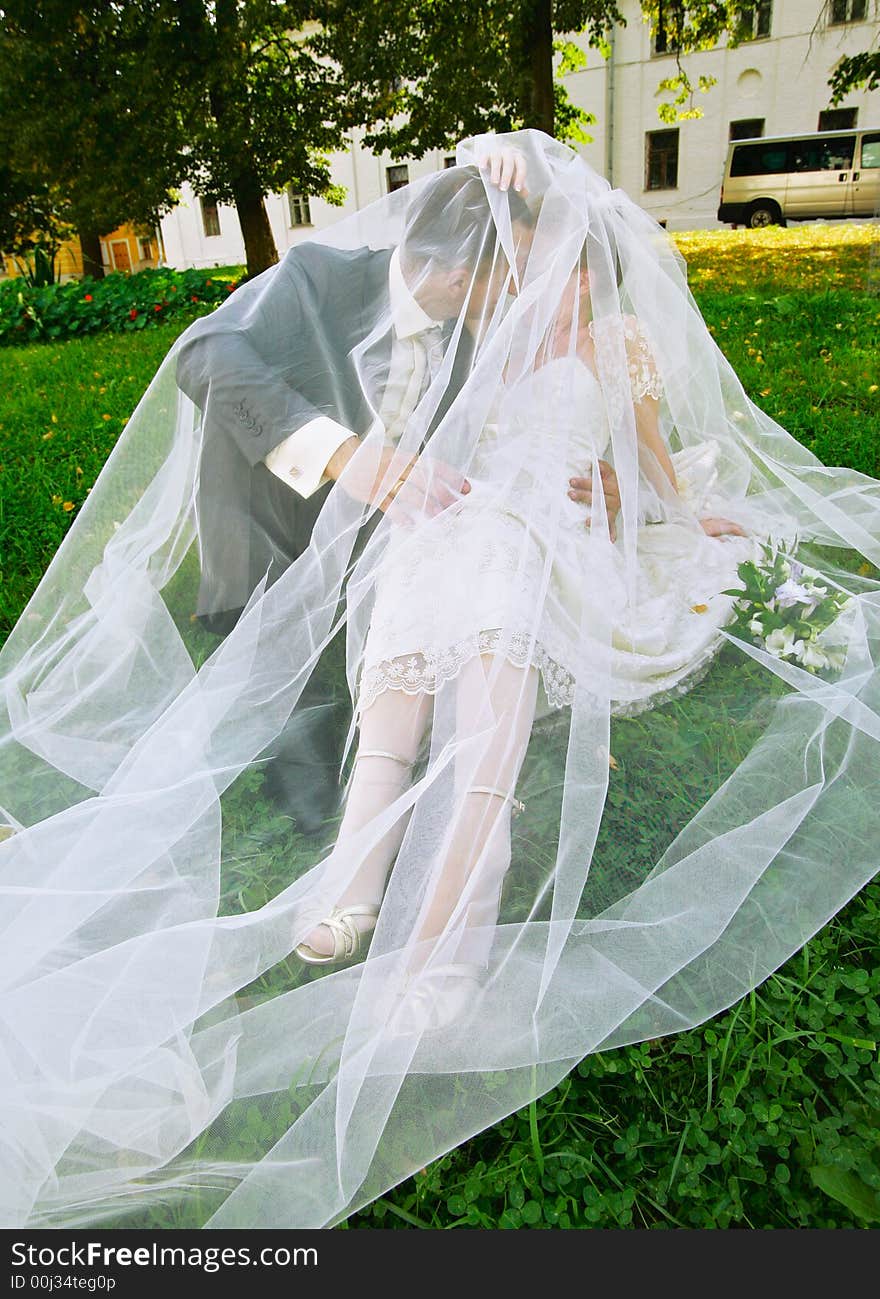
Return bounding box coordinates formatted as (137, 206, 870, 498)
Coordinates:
(478, 146, 528, 195)
(328, 436, 470, 522)
(568, 460, 622, 543)
(382, 452, 472, 528)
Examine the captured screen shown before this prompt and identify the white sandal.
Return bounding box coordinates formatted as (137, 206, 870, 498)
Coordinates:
(468, 785, 526, 816)
(295, 747, 413, 967)
(389, 962, 488, 1036)
(294, 902, 380, 966)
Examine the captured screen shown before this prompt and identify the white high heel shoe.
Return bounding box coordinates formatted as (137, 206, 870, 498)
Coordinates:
(294, 902, 380, 966)
(389, 962, 488, 1036)
(294, 746, 416, 968)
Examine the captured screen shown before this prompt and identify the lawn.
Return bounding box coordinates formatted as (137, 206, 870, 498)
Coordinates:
(1, 224, 879, 1229)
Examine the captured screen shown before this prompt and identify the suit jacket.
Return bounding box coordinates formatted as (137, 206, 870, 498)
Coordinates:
(174, 243, 474, 636)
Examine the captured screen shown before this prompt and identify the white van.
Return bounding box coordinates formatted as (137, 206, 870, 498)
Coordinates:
(718, 127, 880, 227)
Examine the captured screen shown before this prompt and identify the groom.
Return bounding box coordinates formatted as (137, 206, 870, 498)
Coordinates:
(174, 146, 623, 831)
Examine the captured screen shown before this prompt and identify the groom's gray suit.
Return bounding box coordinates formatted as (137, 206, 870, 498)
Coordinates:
(174, 240, 475, 830)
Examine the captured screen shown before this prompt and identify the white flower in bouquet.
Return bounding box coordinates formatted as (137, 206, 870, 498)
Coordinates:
(823, 646, 848, 671)
(765, 626, 798, 657)
(800, 641, 831, 670)
(774, 579, 817, 613)
(723, 536, 853, 679)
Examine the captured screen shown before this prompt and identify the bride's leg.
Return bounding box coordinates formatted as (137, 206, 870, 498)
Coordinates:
(411, 652, 539, 968)
(300, 685, 433, 956)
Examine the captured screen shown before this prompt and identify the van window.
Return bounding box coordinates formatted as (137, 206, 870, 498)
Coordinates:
(790, 136, 855, 172)
(730, 142, 791, 176)
(860, 134, 880, 169)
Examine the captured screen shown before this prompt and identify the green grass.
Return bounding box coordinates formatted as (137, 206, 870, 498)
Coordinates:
(2, 225, 880, 1229)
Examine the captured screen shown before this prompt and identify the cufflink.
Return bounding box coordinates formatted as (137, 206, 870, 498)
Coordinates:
(289, 466, 301, 479)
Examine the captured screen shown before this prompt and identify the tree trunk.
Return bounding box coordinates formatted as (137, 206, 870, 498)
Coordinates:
(207, 0, 278, 278)
(231, 172, 279, 279)
(520, 0, 555, 136)
(78, 227, 105, 281)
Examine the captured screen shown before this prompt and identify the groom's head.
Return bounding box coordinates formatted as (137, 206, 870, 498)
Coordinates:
(399, 166, 535, 321)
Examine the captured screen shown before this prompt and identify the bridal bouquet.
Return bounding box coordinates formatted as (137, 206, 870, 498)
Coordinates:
(722, 536, 853, 675)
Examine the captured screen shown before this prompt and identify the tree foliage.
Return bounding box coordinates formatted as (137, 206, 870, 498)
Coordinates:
(0, 2, 381, 277)
(0, 2, 190, 269)
(829, 50, 880, 103)
(315, 1, 772, 154)
(0, 168, 75, 285)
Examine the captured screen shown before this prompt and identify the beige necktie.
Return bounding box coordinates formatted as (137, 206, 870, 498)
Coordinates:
(382, 326, 446, 442)
(421, 324, 446, 389)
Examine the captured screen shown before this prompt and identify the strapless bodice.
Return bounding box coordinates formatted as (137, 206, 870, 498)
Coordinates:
(478, 356, 607, 462)
(468, 355, 609, 511)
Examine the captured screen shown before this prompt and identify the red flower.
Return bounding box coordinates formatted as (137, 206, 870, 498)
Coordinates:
(170, 285, 177, 292)
(206, 279, 212, 286)
(83, 293, 93, 302)
(226, 283, 234, 291)
(191, 295, 199, 302)
(154, 304, 162, 312)
(129, 308, 138, 320)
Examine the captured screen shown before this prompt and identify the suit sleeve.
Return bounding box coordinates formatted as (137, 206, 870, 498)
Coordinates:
(173, 251, 355, 494)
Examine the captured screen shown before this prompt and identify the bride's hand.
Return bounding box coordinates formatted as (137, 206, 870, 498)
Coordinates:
(699, 516, 748, 537)
(568, 460, 622, 543)
(331, 439, 470, 523)
(381, 452, 471, 527)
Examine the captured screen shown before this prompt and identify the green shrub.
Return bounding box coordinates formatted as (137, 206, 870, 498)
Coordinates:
(0, 264, 244, 347)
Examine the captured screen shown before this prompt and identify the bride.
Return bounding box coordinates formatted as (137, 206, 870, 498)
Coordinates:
(1, 128, 879, 1231)
(292, 231, 758, 1032)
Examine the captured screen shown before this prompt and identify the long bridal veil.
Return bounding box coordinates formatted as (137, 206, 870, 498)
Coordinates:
(2, 128, 879, 1229)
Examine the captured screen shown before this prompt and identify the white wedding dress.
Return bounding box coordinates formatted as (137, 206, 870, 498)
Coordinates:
(358, 354, 762, 722)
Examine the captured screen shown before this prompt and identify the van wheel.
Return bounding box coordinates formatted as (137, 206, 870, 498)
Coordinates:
(747, 201, 785, 228)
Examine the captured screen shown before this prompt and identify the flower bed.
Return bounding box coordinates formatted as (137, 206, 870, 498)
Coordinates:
(0, 265, 244, 346)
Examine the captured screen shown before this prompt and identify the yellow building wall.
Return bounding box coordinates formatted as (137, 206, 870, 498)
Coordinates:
(0, 222, 160, 281)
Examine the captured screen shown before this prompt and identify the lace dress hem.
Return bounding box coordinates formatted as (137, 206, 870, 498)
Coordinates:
(355, 623, 728, 724)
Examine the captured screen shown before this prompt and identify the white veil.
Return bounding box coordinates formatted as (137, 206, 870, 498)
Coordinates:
(2, 128, 879, 1229)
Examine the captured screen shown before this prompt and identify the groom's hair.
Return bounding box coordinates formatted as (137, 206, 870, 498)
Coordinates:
(400, 165, 534, 275)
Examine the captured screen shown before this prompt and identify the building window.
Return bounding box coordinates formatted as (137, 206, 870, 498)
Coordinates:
(137, 237, 154, 260)
(818, 107, 858, 131)
(729, 118, 765, 141)
(651, 20, 680, 57)
(829, 0, 867, 22)
(287, 189, 312, 226)
(736, 2, 773, 40)
(200, 196, 221, 238)
(444, 156, 457, 169)
(386, 164, 410, 192)
(645, 129, 679, 190)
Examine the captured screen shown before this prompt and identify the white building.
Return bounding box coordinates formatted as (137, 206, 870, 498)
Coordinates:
(158, 0, 879, 267)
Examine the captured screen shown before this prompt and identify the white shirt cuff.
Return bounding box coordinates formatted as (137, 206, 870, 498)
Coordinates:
(263, 416, 359, 498)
